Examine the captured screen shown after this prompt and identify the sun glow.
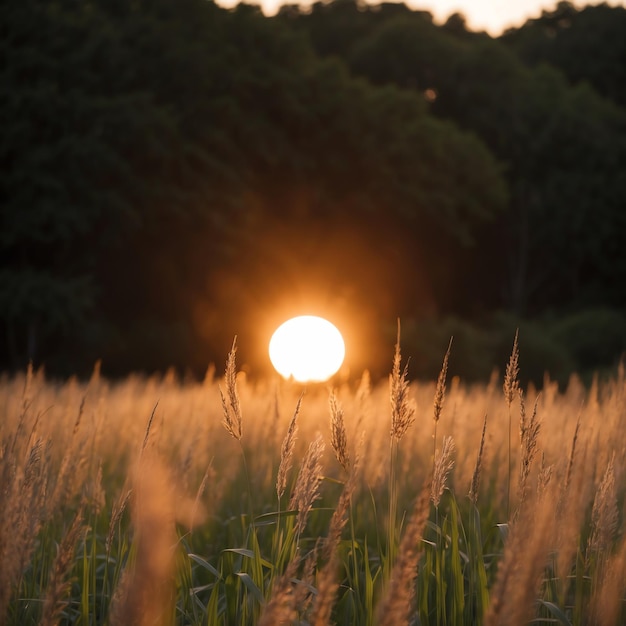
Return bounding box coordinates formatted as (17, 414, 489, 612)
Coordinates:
(269, 315, 346, 383)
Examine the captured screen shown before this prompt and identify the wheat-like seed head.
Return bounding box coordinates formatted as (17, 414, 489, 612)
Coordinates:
(40, 507, 86, 626)
(190, 462, 214, 530)
(517, 392, 541, 510)
(589, 532, 626, 626)
(432, 436, 455, 507)
(503, 329, 520, 409)
(276, 395, 302, 500)
(565, 415, 581, 492)
(469, 414, 488, 505)
(290, 434, 325, 538)
(0, 436, 49, 619)
(143, 402, 158, 452)
(390, 321, 415, 441)
(329, 389, 349, 471)
(536, 452, 552, 497)
(587, 452, 618, 558)
(106, 488, 132, 554)
(433, 337, 452, 423)
(555, 435, 593, 584)
(84, 460, 105, 516)
(296, 546, 318, 616)
(219, 337, 243, 441)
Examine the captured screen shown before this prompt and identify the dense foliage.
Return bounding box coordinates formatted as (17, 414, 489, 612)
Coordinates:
(2, 0, 625, 379)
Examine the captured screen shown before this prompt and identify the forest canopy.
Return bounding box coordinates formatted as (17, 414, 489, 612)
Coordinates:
(2, 0, 625, 382)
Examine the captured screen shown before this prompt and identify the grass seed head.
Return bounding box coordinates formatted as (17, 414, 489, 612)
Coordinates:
(329, 389, 349, 471)
(40, 507, 86, 626)
(503, 329, 520, 409)
(433, 337, 452, 423)
(219, 336, 243, 441)
(390, 321, 416, 441)
(536, 452, 553, 497)
(290, 433, 325, 538)
(469, 414, 488, 505)
(517, 392, 541, 509)
(276, 395, 302, 500)
(431, 436, 455, 507)
(588, 452, 618, 558)
(565, 415, 581, 491)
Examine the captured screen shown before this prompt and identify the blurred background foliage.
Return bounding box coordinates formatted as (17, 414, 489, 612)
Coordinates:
(1, 0, 625, 384)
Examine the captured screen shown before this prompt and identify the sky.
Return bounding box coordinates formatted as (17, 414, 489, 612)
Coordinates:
(402, 0, 626, 35)
(216, 0, 626, 36)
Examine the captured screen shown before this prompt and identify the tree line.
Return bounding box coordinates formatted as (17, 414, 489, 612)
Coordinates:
(1, 0, 625, 381)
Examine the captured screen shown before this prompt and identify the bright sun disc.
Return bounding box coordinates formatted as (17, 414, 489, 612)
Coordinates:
(269, 316, 345, 383)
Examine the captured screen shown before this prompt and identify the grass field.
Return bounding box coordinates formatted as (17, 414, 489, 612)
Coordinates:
(1, 335, 624, 625)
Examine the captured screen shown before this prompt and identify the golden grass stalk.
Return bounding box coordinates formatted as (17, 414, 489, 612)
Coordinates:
(296, 547, 319, 616)
(485, 487, 555, 626)
(375, 478, 432, 626)
(310, 453, 360, 626)
(40, 507, 86, 626)
(289, 434, 325, 538)
(431, 436, 455, 507)
(106, 488, 132, 554)
(50, 398, 88, 510)
(554, 415, 583, 549)
(469, 414, 487, 505)
(329, 389, 349, 472)
(390, 320, 415, 442)
(503, 329, 520, 519)
(261, 539, 318, 626)
(516, 391, 541, 514)
(432, 338, 453, 459)
(219, 337, 243, 441)
(589, 532, 626, 626)
(257, 559, 300, 626)
(84, 460, 105, 516)
(0, 436, 49, 619)
(536, 452, 552, 497)
(554, 429, 591, 589)
(587, 452, 618, 558)
(190, 461, 214, 531)
(503, 329, 520, 408)
(276, 395, 302, 500)
(109, 458, 176, 626)
(433, 338, 452, 424)
(140, 401, 159, 457)
(564, 415, 581, 492)
(387, 321, 416, 581)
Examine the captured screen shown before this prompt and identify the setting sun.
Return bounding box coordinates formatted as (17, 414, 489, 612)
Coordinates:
(269, 315, 345, 382)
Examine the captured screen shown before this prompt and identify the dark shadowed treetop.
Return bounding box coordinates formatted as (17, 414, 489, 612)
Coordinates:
(501, 1, 626, 108)
(280, 0, 626, 318)
(1, 0, 508, 375)
(1, 0, 625, 379)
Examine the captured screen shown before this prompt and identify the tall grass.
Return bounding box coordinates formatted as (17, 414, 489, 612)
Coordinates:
(0, 336, 625, 625)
